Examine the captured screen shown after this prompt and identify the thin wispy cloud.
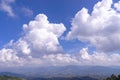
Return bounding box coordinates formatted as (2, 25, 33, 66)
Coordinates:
(0, 0, 33, 17)
(21, 7, 33, 17)
(0, 0, 15, 17)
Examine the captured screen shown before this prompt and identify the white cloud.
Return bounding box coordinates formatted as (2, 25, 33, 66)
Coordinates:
(0, 48, 22, 67)
(0, 0, 15, 17)
(67, 0, 120, 52)
(20, 14, 66, 57)
(0, 0, 33, 17)
(0, 48, 18, 62)
(78, 48, 120, 66)
(1, 0, 120, 67)
(38, 48, 120, 66)
(1, 46, 120, 67)
(0, 13, 67, 67)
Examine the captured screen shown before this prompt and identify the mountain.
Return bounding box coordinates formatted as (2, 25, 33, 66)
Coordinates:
(28, 76, 98, 80)
(0, 66, 120, 80)
(0, 72, 25, 77)
(16, 66, 120, 78)
(0, 75, 25, 80)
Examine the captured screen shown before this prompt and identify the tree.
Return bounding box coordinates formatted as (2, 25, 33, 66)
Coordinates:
(105, 74, 120, 80)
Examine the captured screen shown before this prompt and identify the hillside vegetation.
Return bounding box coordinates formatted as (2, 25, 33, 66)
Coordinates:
(105, 74, 120, 80)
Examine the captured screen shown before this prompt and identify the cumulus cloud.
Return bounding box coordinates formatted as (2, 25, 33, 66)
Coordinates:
(67, 0, 120, 52)
(21, 14, 66, 57)
(40, 47, 120, 66)
(0, 0, 15, 17)
(1, 0, 120, 67)
(1, 46, 120, 67)
(0, 13, 67, 67)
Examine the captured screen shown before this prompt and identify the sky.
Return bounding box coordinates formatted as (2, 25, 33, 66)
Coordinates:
(0, 0, 120, 67)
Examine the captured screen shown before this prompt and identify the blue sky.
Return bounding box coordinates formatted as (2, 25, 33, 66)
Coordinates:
(0, 0, 98, 42)
(0, 0, 100, 52)
(0, 0, 120, 67)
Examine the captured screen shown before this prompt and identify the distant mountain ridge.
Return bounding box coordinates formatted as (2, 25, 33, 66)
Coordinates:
(28, 76, 98, 80)
(0, 72, 25, 78)
(0, 75, 25, 80)
(0, 72, 98, 80)
(0, 66, 120, 80)
(19, 66, 120, 78)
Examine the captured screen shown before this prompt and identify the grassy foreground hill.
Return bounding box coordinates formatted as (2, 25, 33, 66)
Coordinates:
(0, 75, 25, 80)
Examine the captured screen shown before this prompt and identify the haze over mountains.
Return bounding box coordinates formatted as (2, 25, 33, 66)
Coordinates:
(0, 66, 120, 79)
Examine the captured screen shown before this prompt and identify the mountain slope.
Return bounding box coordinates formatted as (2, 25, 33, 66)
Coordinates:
(0, 75, 25, 80)
(0, 66, 120, 79)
